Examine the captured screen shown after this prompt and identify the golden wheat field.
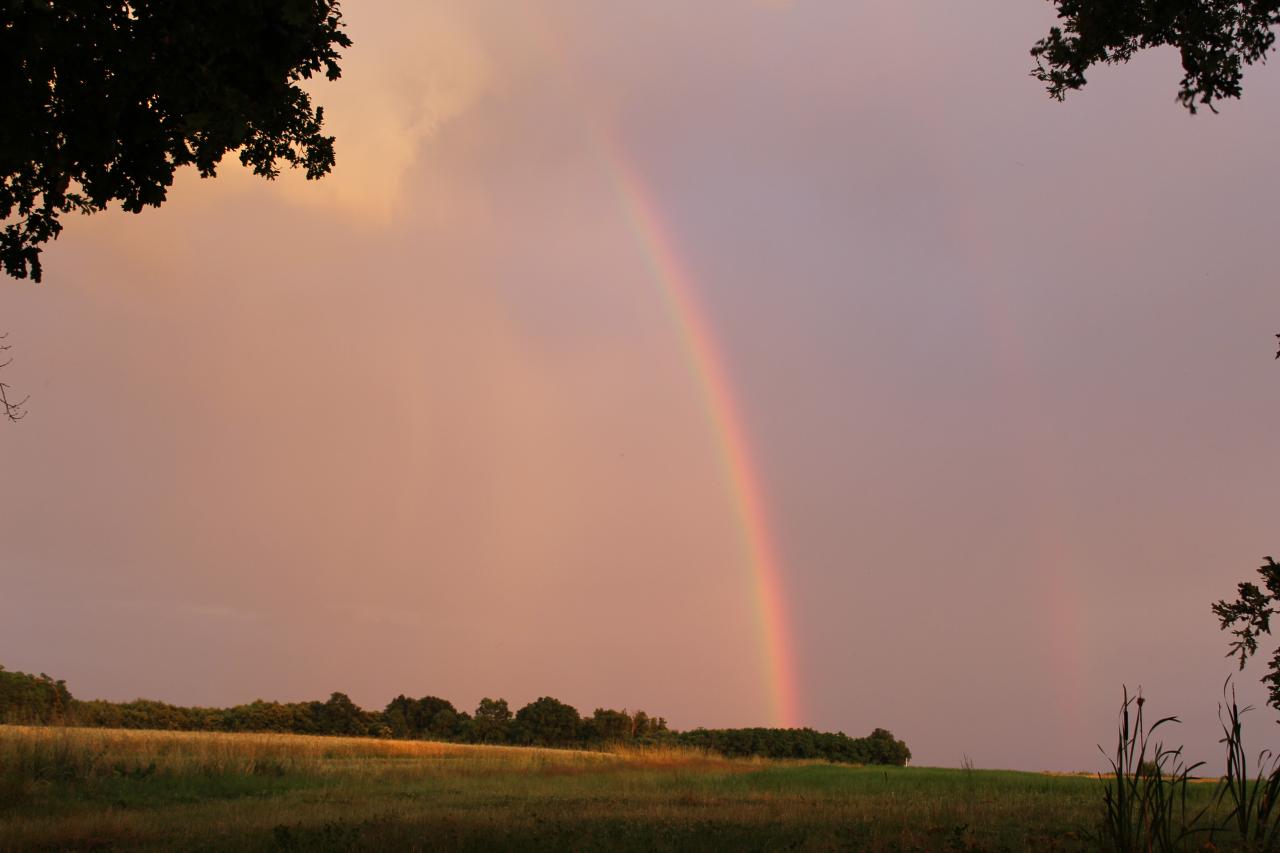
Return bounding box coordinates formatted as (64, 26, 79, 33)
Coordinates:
(0, 724, 1157, 851)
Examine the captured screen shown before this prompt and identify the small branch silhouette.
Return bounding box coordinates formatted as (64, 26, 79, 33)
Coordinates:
(0, 333, 29, 422)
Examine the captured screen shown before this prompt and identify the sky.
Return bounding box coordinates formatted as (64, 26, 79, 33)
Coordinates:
(3, 0, 1280, 772)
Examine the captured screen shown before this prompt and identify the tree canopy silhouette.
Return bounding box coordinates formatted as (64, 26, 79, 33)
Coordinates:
(1033, 1, 1280, 113)
(0, 0, 352, 282)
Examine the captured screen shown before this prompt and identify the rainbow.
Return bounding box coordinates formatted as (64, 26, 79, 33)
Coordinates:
(602, 149, 802, 729)
(511, 7, 802, 728)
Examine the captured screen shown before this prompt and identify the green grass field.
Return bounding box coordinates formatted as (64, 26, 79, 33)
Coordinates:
(0, 725, 1214, 851)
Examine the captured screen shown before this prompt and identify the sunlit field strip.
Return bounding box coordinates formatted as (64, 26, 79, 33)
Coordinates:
(0, 724, 1203, 851)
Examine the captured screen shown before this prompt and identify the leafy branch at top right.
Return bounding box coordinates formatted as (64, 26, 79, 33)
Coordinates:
(1033, 1, 1280, 114)
(1214, 557, 1280, 710)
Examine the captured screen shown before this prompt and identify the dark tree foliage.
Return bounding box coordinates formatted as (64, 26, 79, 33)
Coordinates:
(382, 694, 415, 738)
(1033, 1, 1280, 113)
(312, 692, 368, 736)
(470, 697, 513, 744)
(865, 727, 913, 766)
(382, 694, 465, 739)
(1, 664, 911, 764)
(675, 727, 911, 766)
(0, 666, 71, 723)
(0, 0, 352, 282)
(514, 696, 582, 747)
(629, 709, 668, 738)
(586, 708, 637, 743)
(1213, 556, 1280, 709)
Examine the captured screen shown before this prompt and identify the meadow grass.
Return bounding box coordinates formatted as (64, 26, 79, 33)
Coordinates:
(0, 725, 1216, 851)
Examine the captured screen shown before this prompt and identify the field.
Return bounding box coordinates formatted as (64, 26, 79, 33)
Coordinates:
(0, 726, 1205, 851)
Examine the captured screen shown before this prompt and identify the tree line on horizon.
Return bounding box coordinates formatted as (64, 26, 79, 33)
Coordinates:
(0, 665, 910, 766)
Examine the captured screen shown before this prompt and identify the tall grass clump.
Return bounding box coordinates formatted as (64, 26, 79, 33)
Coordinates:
(0, 726, 110, 808)
(1096, 687, 1206, 853)
(1212, 679, 1280, 850)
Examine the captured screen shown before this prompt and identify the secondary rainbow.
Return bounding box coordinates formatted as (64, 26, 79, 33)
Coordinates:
(602, 147, 802, 729)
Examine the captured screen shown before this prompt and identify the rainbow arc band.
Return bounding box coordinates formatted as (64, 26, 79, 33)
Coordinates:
(605, 152, 801, 729)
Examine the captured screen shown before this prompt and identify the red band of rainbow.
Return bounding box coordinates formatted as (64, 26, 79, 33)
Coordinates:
(605, 153, 802, 729)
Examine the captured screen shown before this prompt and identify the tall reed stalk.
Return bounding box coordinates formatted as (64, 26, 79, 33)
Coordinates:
(1212, 679, 1280, 850)
(1096, 687, 1206, 853)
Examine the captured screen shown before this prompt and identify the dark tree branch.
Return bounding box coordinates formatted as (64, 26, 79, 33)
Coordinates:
(0, 333, 28, 422)
(1214, 557, 1280, 709)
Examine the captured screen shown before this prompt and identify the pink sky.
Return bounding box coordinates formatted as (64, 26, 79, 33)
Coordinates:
(3, 0, 1280, 771)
